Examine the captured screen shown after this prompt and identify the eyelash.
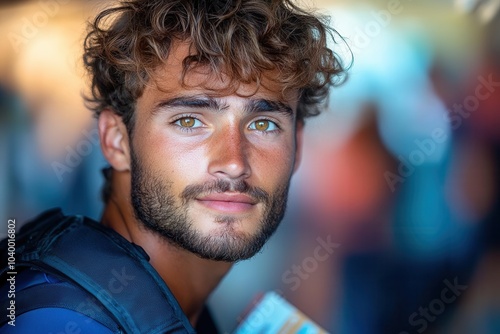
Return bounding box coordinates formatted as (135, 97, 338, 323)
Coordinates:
(171, 114, 202, 133)
(250, 118, 281, 134)
(170, 115, 282, 134)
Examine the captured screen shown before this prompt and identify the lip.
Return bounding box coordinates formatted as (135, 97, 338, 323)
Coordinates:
(196, 193, 257, 213)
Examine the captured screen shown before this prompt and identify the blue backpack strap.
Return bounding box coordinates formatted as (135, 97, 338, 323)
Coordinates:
(3, 209, 195, 334)
(0, 279, 119, 331)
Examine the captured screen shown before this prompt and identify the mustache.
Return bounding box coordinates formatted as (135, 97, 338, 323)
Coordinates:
(181, 179, 269, 204)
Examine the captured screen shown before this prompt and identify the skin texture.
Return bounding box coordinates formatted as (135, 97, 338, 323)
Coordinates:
(98, 42, 304, 326)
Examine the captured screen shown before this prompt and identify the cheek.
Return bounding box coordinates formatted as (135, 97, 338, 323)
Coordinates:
(250, 140, 296, 186)
(133, 129, 208, 188)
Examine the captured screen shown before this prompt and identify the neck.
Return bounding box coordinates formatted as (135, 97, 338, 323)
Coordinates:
(100, 171, 232, 326)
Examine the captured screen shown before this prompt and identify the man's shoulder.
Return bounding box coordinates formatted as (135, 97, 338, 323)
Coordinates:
(0, 209, 196, 333)
(0, 308, 117, 334)
(0, 269, 119, 333)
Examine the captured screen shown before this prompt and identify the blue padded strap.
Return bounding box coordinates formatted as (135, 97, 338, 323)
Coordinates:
(7, 210, 195, 334)
(0, 281, 119, 331)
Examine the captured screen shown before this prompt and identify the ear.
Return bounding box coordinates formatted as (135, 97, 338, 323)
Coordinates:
(293, 120, 304, 173)
(98, 109, 131, 172)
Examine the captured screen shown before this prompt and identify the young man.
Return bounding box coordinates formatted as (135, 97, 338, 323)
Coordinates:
(0, 0, 345, 332)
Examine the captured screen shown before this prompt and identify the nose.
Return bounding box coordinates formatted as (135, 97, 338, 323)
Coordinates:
(207, 126, 251, 180)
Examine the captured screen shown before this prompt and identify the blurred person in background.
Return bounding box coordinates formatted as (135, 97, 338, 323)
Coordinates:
(275, 2, 500, 333)
(429, 7, 500, 332)
(0, 1, 106, 225)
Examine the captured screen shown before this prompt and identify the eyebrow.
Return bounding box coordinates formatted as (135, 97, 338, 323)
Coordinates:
(152, 95, 294, 118)
(244, 99, 293, 118)
(152, 95, 225, 113)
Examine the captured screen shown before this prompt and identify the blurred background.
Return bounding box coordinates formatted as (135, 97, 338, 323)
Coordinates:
(1, 0, 499, 333)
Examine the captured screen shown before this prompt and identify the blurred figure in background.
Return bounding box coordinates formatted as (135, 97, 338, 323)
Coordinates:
(0, 1, 106, 226)
(274, 2, 500, 333)
(432, 5, 500, 332)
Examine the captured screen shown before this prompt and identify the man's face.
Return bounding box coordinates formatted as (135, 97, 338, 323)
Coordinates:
(129, 43, 302, 262)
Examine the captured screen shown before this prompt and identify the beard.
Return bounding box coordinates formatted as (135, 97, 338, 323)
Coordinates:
(130, 150, 291, 262)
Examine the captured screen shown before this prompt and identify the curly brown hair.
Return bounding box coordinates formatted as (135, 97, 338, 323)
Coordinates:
(83, 0, 347, 131)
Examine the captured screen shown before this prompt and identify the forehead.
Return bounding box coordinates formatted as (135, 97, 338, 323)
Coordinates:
(143, 41, 298, 105)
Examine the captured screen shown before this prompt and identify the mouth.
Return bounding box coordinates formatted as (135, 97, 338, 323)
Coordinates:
(195, 193, 258, 213)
